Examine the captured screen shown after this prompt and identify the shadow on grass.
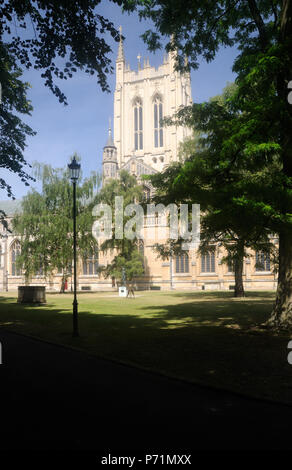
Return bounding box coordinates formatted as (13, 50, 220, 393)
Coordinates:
(0, 291, 290, 404)
(170, 290, 276, 300)
(139, 299, 275, 330)
(0, 291, 277, 334)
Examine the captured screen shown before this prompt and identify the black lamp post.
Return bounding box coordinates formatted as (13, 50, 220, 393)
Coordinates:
(68, 156, 81, 337)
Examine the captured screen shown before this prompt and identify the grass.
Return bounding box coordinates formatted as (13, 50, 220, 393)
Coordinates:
(0, 289, 292, 404)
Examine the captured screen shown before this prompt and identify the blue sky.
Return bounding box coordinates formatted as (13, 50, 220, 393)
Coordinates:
(1, 1, 239, 201)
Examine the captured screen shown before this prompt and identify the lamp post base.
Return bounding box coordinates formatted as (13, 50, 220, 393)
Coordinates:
(72, 299, 79, 337)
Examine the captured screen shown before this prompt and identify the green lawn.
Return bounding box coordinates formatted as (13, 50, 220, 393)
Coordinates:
(1, 290, 292, 404)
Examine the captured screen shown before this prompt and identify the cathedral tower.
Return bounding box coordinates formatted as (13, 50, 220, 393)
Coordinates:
(102, 27, 192, 183)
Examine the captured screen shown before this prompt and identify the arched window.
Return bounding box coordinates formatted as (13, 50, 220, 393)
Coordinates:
(255, 251, 270, 271)
(154, 96, 163, 147)
(138, 240, 145, 268)
(11, 240, 21, 276)
(201, 251, 216, 273)
(83, 249, 99, 275)
(226, 250, 235, 273)
(110, 163, 116, 178)
(138, 239, 144, 257)
(143, 186, 151, 201)
(134, 98, 143, 150)
(36, 265, 44, 276)
(175, 253, 189, 273)
(227, 259, 235, 273)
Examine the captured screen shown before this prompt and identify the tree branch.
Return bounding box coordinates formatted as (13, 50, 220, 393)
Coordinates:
(247, 0, 268, 50)
(280, 0, 292, 42)
(271, 0, 279, 32)
(208, 0, 241, 35)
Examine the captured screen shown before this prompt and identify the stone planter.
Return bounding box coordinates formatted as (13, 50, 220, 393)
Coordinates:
(18, 286, 46, 304)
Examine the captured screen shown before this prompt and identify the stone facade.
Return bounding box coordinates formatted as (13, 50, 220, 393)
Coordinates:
(0, 218, 278, 292)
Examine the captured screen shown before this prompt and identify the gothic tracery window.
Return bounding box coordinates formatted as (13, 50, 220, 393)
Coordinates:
(255, 251, 271, 272)
(110, 164, 116, 177)
(83, 249, 99, 275)
(134, 98, 143, 150)
(175, 253, 189, 273)
(36, 264, 44, 276)
(138, 239, 144, 256)
(201, 250, 216, 273)
(227, 259, 235, 273)
(143, 186, 151, 201)
(137, 240, 145, 269)
(154, 96, 163, 148)
(11, 240, 21, 276)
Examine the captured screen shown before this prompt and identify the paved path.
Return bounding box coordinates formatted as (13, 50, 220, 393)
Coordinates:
(0, 329, 292, 451)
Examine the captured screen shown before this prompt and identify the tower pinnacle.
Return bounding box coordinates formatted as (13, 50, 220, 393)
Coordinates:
(117, 25, 125, 62)
(105, 118, 114, 147)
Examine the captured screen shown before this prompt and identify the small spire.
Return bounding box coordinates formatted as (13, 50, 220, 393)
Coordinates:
(105, 118, 114, 147)
(117, 25, 125, 62)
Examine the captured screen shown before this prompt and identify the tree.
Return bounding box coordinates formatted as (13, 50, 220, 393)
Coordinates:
(0, 0, 129, 197)
(148, 83, 275, 297)
(0, 43, 36, 200)
(101, 249, 144, 285)
(13, 157, 101, 291)
(94, 170, 144, 284)
(130, 0, 292, 327)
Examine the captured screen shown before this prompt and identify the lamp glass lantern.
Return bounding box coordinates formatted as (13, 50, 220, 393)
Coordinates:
(68, 157, 81, 181)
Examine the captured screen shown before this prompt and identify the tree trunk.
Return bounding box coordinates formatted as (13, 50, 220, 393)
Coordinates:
(267, 231, 292, 328)
(234, 253, 245, 298)
(60, 275, 66, 293)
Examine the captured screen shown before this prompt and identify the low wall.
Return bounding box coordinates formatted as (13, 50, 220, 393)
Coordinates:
(18, 286, 46, 303)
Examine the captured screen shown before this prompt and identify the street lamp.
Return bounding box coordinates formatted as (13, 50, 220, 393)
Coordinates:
(68, 156, 81, 337)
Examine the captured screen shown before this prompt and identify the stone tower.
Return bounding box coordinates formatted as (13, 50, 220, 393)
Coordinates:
(102, 122, 118, 185)
(102, 27, 192, 183)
